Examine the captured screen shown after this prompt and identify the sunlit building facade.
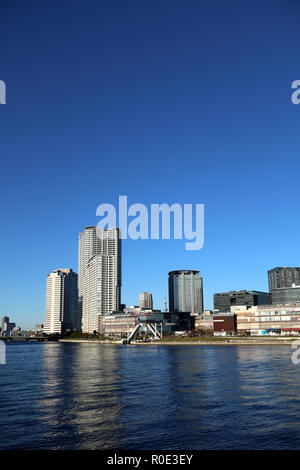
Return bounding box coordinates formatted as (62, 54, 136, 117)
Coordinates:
(168, 270, 204, 314)
(80, 227, 121, 333)
(234, 304, 300, 335)
(214, 290, 269, 313)
(44, 269, 78, 334)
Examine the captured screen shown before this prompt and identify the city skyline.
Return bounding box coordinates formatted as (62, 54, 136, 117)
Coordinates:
(5, 232, 300, 330)
(39, 255, 300, 334)
(1, 1, 300, 329)
(4, 221, 300, 330)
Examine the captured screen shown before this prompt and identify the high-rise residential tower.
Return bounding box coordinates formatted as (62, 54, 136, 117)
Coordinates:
(44, 269, 78, 334)
(78, 226, 102, 329)
(139, 292, 153, 310)
(168, 270, 204, 314)
(268, 267, 300, 291)
(79, 227, 121, 333)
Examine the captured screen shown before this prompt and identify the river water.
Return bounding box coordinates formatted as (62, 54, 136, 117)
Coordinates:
(0, 341, 300, 449)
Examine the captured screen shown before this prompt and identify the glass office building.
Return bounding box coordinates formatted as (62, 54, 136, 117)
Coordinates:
(168, 270, 204, 314)
(268, 267, 300, 291)
(271, 286, 300, 305)
(214, 290, 269, 313)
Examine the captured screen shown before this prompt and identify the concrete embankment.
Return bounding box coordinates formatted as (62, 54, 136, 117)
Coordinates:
(59, 338, 296, 346)
(140, 340, 295, 346)
(59, 339, 123, 344)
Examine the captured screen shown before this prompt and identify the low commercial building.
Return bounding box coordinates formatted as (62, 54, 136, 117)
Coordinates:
(124, 306, 161, 314)
(195, 312, 237, 336)
(213, 314, 237, 336)
(99, 311, 195, 337)
(203, 310, 213, 315)
(195, 315, 213, 331)
(234, 304, 300, 335)
(99, 314, 137, 336)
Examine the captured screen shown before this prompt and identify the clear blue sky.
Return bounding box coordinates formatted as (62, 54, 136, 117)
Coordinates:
(0, 0, 300, 328)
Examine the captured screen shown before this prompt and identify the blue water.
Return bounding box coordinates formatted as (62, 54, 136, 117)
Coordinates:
(0, 342, 300, 449)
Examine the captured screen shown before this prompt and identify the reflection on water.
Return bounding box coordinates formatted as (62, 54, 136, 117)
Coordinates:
(38, 343, 123, 449)
(1, 343, 300, 449)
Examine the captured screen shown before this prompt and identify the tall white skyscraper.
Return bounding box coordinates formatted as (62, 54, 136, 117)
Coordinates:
(79, 227, 121, 333)
(44, 269, 78, 334)
(78, 226, 101, 329)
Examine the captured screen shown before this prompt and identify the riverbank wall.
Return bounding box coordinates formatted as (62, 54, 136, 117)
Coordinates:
(59, 338, 296, 346)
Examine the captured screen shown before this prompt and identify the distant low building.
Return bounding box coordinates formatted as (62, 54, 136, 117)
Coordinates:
(124, 305, 144, 313)
(1, 316, 16, 336)
(11, 326, 22, 336)
(203, 310, 213, 315)
(123, 306, 161, 314)
(34, 324, 44, 334)
(19, 330, 33, 337)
